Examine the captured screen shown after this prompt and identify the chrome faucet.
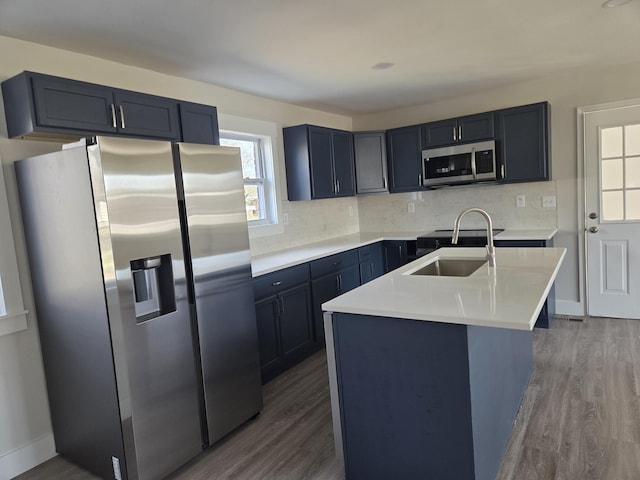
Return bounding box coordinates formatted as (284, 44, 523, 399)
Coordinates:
(452, 208, 496, 267)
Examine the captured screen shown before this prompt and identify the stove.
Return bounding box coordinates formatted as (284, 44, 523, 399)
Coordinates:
(416, 229, 504, 254)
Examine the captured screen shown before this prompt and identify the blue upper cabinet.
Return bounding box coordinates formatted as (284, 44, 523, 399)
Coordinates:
(112, 91, 180, 140)
(386, 125, 424, 193)
(496, 102, 550, 183)
(422, 112, 494, 148)
(2, 71, 218, 144)
(179, 102, 220, 145)
(283, 124, 355, 201)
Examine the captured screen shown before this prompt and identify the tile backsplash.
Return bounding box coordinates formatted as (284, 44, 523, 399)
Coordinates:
(249, 196, 360, 256)
(249, 181, 557, 256)
(358, 181, 558, 233)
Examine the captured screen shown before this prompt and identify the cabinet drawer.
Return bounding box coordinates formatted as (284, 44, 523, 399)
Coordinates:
(358, 242, 382, 263)
(253, 263, 310, 300)
(310, 250, 359, 279)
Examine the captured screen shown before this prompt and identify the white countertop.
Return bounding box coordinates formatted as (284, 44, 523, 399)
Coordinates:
(494, 229, 557, 241)
(251, 231, 425, 276)
(322, 246, 566, 331)
(250, 229, 557, 277)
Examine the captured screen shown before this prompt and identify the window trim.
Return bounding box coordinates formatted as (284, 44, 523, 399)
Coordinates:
(0, 159, 28, 336)
(217, 114, 283, 237)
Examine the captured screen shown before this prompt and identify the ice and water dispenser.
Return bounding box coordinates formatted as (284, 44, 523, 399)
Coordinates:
(130, 254, 176, 322)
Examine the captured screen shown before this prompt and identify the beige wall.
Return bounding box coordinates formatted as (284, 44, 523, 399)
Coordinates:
(353, 61, 640, 314)
(0, 35, 355, 476)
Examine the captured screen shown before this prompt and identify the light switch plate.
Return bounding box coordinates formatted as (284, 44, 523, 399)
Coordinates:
(516, 195, 526, 208)
(543, 196, 557, 208)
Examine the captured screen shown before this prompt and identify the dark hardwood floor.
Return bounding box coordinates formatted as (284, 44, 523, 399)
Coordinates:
(14, 317, 640, 480)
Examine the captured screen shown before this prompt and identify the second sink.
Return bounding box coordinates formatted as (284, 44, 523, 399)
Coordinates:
(410, 258, 486, 277)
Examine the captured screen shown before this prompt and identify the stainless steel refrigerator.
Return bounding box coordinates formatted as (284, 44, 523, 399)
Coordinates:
(15, 136, 262, 480)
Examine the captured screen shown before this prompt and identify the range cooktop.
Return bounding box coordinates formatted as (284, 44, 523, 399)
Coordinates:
(419, 229, 504, 239)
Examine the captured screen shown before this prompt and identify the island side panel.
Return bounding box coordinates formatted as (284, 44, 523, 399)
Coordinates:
(467, 326, 534, 480)
(332, 313, 475, 480)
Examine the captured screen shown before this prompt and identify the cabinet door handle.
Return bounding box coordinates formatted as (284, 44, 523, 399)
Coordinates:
(383, 177, 387, 189)
(418, 174, 422, 186)
(271, 281, 282, 287)
(336, 179, 340, 193)
(118, 105, 126, 129)
(336, 275, 340, 292)
(110, 104, 117, 128)
(453, 126, 457, 141)
(398, 245, 403, 257)
(501, 164, 505, 179)
(332, 261, 342, 267)
(279, 297, 285, 314)
(458, 125, 462, 140)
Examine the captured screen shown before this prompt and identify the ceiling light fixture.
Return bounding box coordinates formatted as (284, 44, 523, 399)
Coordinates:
(602, 0, 632, 7)
(371, 62, 395, 70)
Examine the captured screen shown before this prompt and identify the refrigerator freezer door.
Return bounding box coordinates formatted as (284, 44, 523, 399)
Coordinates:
(88, 137, 202, 480)
(175, 143, 262, 444)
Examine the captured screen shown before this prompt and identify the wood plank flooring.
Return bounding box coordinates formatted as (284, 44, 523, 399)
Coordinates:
(14, 317, 640, 480)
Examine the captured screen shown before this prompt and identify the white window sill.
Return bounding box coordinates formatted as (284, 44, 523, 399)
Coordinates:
(0, 310, 28, 336)
(249, 222, 284, 238)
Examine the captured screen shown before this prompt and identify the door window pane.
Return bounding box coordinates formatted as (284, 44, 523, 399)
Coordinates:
(602, 191, 624, 221)
(625, 124, 640, 156)
(626, 156, 640, 188)
(601, 126, 623, 158)
(626, 190, 640, 220)
(602, 158, 623, 190)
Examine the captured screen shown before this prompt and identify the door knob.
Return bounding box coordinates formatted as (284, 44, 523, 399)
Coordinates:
(589, 212, 597, 219)
(589, 226, 599, 233)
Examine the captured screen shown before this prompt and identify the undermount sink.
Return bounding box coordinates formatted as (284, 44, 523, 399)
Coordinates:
(409, 258, 487, 277)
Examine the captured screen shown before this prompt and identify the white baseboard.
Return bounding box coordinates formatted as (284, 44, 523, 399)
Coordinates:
(0, 433, 56, 479)
(556, 300, 585, 317)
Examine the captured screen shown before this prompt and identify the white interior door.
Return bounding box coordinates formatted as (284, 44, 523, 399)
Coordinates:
(585, 106, 640, 319)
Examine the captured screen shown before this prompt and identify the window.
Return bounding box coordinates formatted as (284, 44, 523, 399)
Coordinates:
(600, 124, 640, 221)
(0, 158, 28, 336)
(217, 115, 281, 236)
(220, 132, 272, 224)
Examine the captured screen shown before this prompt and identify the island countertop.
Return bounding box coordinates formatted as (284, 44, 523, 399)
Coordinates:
(322, 246, 566, 331)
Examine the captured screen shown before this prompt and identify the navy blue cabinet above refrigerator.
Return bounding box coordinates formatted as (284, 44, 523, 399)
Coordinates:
(2, 71, 219, 145)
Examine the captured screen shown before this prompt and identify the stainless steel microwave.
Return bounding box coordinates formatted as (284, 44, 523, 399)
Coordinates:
(422, 140, 497, 187)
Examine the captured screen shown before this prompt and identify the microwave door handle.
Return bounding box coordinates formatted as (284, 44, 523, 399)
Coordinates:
(470, 147, 477, 179)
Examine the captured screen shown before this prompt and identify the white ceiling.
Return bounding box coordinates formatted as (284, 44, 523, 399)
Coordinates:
(1, 0, 639, 114)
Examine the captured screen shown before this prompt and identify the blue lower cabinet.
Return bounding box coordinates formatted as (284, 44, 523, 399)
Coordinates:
(495, 239, 555, 328)
(311, 264, 360, 345)
(253, 264, 314, 383)
(358, 243, 385, 284)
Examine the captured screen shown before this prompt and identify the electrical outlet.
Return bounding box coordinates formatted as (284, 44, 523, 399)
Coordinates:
(408, 202, 415, 213)
(283, 213, 289, 225)
(516, 195, 526, 208)
(348, 206, 354, 217)
(543, 196, 557, 208)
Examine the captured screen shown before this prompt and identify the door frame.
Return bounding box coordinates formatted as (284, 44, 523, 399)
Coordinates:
(577, 97, 640, 316)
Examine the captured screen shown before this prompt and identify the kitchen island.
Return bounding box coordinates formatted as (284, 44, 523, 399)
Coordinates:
(322, 246, 566, 480)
